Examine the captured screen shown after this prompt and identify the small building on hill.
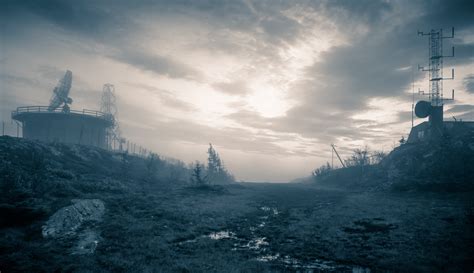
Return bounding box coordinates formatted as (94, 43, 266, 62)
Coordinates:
(407, 121, 474, 143)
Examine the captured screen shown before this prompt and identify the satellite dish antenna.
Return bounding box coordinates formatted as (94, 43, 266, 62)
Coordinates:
(415, 100, 432, 118)
(48, 70, 73, 112)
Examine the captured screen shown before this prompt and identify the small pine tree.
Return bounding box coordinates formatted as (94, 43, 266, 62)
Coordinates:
(207, 143, 221, 182)
(191, 161, 207, 186)
(207, 143, 234, 184)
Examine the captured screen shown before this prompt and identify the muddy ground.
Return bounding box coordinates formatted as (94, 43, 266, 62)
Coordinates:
(2, 182, 473, 273)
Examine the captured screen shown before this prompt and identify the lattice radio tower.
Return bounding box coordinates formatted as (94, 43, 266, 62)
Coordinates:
(416, 27, 455, 137)
(100, 84, 122, 150)
(417, 28, 455, 107)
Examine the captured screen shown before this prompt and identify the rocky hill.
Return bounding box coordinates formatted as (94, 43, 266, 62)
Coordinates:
(313, 129, 474, 192)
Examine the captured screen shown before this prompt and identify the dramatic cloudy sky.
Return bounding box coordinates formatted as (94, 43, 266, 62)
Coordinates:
(1, 0, 473, 181)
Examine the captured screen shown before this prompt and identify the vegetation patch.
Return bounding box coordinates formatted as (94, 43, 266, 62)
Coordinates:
(343, 219, 398, 234)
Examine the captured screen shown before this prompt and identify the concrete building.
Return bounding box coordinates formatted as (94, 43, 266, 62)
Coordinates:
(11, 106, 114, 148)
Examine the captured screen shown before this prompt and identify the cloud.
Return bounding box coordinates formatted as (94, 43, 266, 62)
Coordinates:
(446, 104, 474, 113)
(2, 0, 474, 181)
(232, 0, 474, 146)
(0, 73, 40, 87)
(212, 80, 252, 96)
(36, 65, 67, 81)
(111, 48, 203, 81)
(463, 74, 474, 93)
(124, 82, 197, 112)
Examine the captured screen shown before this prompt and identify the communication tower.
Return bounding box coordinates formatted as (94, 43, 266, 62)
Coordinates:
(100, 84, 122, 150)
(416, 27, 455, 138)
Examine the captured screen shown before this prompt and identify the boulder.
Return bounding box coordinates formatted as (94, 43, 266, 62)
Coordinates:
(42, 199, 105, 238)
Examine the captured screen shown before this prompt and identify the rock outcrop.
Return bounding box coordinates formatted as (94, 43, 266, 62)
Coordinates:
(42, 199, 105, 238)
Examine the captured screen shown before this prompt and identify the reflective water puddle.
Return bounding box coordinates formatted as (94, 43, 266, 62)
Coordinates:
(177, 205, 371, 272)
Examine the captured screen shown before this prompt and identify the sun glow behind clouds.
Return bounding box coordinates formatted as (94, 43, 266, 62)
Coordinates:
(246, 83, 291, 117)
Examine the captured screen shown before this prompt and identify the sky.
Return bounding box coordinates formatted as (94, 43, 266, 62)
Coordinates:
(1, 0, 474, 182)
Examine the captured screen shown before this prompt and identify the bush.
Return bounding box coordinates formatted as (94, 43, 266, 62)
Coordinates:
(345, 147, 370, 167)
(145, 153, 162, 181)
(312, 162, 332, 180)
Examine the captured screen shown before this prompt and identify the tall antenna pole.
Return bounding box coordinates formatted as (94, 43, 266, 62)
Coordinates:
(417, 27, 455, 137)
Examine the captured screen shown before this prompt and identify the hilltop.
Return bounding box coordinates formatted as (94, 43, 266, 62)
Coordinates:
(311, 128, 474, 193)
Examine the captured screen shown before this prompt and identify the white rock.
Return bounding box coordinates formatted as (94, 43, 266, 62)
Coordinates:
(42, 199, 105, 238)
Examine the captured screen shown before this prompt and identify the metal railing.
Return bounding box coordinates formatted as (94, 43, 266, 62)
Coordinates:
(11, 106, 112, 120)
(1, 120, 22, 137)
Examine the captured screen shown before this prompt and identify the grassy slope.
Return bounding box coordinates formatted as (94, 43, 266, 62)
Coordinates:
(313, 129, 474, 192)
(0, 136, 473, 272)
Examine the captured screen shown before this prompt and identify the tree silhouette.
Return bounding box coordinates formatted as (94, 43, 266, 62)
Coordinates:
(207, 143, 234, 184)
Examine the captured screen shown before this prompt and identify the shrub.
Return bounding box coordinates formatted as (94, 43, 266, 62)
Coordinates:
(312, 162, 332, 180)
(345, 147, 370, 167)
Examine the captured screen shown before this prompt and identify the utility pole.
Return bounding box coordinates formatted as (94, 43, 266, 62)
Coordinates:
(331, 144, 346, 168)
(331, 146, 334, 169)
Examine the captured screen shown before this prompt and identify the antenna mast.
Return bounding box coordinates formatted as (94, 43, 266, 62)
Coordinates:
(100, 84, 121, 150)
(417, 27, 455, 136)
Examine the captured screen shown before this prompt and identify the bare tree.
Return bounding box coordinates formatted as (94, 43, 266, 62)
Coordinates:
(371, 150, 387, 164)
(345, 147, 370, 167)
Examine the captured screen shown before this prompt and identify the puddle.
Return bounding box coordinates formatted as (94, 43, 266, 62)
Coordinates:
(175, 205, 371, 272)
(174, 203, 374, 273)
(257, 253, 280, 262)
(245, 237, 269, 250)
(208, 231, 236, 240)
(176, 228, 371, 273)
(260, 206, 279, 215)
(178, 231, 237, 245)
